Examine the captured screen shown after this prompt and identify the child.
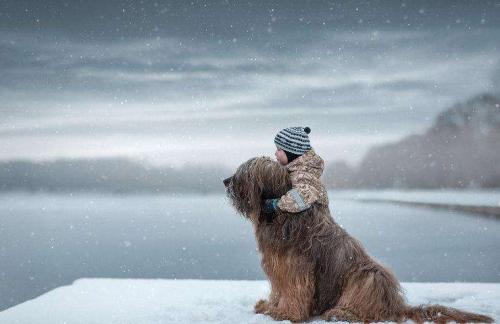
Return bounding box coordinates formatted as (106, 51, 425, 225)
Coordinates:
(263, 126, 329, 215)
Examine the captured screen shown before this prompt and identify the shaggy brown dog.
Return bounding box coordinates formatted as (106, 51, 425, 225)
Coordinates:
(223, 156, 493, 323)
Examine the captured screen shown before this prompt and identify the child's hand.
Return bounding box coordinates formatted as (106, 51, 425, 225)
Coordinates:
(263, 198, 279, 214)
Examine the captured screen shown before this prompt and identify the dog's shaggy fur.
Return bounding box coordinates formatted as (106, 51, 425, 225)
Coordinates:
(223, 156, 493, 323)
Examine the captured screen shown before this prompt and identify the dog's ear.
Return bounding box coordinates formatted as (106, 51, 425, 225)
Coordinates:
(258, 162, 278, 199)
(247, 161, 265, 216)
(245, 157, 276, 217)
(255, 158, 289, 199)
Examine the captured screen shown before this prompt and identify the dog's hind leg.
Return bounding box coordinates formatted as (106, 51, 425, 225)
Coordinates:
(324, 268, 406, 322)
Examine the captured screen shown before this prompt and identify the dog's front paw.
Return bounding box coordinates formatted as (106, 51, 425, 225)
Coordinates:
(266, 307, 306, 323)
(254, 299, 269, 314)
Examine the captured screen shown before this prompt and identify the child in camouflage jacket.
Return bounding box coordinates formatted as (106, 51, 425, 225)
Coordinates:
(263, 126, 329, 215)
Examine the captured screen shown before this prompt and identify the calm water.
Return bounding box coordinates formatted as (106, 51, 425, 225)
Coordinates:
(1, 191, 499, 311)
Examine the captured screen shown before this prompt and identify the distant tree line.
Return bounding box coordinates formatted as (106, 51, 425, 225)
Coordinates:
(324, 94, 500, 189)
(0, 158, 231, 194)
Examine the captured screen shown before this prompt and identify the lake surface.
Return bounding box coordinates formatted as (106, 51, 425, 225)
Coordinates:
(1, 191, 499, 311)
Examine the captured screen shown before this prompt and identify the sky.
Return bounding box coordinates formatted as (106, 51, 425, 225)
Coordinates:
(1, 1, 499, 168)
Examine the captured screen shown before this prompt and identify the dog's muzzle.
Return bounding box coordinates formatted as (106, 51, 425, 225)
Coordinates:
(223, 176, 233, 188)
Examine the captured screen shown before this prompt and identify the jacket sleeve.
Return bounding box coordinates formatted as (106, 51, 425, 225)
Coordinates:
(276, 182, 320, 213)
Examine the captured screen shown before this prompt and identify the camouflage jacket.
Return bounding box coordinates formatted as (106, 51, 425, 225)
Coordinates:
(276, 149, 329, 213)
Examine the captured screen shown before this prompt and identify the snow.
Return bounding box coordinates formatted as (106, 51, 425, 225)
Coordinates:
(1, 279, 499, 323)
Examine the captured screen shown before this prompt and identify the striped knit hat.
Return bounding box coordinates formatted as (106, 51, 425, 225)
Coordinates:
(274, 126, 312, 155)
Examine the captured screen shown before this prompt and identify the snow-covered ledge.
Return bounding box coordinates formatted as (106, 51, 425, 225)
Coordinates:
(1, 279, 499, 323)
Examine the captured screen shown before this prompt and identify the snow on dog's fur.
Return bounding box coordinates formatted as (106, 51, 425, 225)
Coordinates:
(223, 156, 493, 323)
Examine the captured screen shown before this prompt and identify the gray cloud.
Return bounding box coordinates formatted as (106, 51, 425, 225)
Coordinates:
(2, 1, 499, 39)
(1, 4, 499, 167)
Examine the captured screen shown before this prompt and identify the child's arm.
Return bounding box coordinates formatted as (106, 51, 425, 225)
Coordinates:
(276, 183, 320, 213)
(264, 182, 320, 214)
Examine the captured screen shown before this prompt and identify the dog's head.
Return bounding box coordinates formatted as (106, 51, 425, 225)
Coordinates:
(223, 156, 291, 222)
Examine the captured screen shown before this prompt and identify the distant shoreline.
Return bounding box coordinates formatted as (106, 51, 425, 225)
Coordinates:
(356, 198, 500, 219)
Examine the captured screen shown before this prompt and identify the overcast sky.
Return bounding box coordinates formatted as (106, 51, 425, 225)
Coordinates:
(1, 1, 499, 167)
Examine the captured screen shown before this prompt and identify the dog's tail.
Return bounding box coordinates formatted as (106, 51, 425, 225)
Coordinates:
(402, 304, 493, 323)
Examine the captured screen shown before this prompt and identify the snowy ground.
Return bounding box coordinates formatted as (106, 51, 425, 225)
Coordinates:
(1, 279, 498, 323)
